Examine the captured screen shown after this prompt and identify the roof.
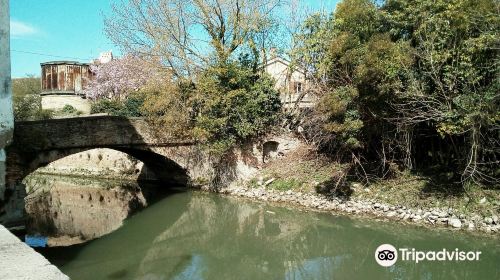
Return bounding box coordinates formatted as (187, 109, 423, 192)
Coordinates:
(40, 61, 89, 66)
(263, 56, 306, 75)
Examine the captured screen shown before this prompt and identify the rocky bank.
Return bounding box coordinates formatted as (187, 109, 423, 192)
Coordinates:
(208, 185, 500, 235)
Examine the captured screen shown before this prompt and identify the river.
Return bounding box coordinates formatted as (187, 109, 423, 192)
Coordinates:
(24, 174, 500, 280)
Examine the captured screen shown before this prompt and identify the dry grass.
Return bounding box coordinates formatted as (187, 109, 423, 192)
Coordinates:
(249, 144, 500, 217)
(356, 172, 500, 217)
(250, 144, 346, 192)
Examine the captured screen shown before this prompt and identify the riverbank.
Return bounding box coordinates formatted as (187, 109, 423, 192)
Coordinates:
(203, 144, 500, 236)
(213, 185, 499, 235)
(23, 140, 499, 236)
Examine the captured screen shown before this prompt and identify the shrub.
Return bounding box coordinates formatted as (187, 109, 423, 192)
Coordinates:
(61, 105, 77, 114)
(14, 94, 52, 121)
(193, 61, 282, 154)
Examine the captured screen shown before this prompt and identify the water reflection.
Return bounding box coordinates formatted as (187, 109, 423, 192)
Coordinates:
(24, 174, 152, 246)
(38, 190, 500, 280)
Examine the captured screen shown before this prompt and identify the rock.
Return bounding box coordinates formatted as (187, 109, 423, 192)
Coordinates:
(374, 203, 381, 209)
(423, 212, 431, 219)
(351, 183, 362, 189)
(468, 222, 475, 230)
(459, 214, 466, 220)
(437, 217, 448, 224)
(449, 218, 462, 228)
(386, 211, 397, 218)
(479, 197, 487, 204)
(492, 215, 499, 225)
(438, 212, 448, 218)
(413, 215, 422, 221)
(429, 215, 438, 220)
(382, 205, 390, 212)
(485, 217, 494, 225)
(263, 178, 275, 186)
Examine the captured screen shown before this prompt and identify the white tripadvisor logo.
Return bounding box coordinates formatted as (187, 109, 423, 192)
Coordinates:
(375, 244, 398, 267)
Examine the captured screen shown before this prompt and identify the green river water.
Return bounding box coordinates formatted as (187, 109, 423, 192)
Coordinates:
(30, 179, 499, 280)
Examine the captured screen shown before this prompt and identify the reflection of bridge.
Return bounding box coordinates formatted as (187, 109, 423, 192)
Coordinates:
(1, 116, 212, 226)
(0, 115, 295, 226)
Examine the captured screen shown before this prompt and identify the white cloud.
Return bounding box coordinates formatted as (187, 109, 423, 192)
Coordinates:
(10, 20, 37, 37)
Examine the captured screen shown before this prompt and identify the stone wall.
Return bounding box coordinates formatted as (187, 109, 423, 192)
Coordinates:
(33, 134, 302, 187)
(0, 0, 14, 202)
(41, 95, 91, 114)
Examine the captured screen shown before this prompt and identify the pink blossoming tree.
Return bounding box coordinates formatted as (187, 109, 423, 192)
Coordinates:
(83, 55, 164, 100)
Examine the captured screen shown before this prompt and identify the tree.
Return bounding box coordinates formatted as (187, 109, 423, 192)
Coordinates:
(105, 0, 283, 78)
(140, 78, 195, 138)
(140, 58, 282, 155)
(83, 55, 166, 100)
(12, 75, 40, 101)
(193, 60, 282, 154)
(292, 0, 499, 187)
(12, 76, 53, 121)
(383, 0, 499, 185)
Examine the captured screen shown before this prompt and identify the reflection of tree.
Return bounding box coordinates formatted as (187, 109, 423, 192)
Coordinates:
(136, 195, 356, 278)
(45, 191, 500, 280)
(136, 194, 500, 280)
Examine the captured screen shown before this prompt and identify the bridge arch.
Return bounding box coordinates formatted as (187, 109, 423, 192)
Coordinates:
(1, 116, 202, 225)
(5, 116, 197, 188)
(23, 147, 189, 186)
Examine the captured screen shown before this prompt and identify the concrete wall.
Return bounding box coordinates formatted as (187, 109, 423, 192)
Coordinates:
(41, 95, 91, 114)
(0, 0, 14, 201)
(0, 225, 69, 280)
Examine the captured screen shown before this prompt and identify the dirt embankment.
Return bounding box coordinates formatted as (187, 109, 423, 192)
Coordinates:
(216, 144, 500, 235)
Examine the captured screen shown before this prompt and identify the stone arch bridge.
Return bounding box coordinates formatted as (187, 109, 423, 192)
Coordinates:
(0, 116, 209, 226)
(0, 115, 299, 226)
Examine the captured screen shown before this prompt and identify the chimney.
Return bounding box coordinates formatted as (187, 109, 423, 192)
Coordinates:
(269, 48, 277, 59)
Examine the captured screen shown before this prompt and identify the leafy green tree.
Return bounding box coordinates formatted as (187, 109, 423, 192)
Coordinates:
(193, 60, 282, 154)
(293, 0, 499, 186)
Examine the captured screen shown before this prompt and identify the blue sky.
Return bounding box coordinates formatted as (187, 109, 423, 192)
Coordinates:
(10, 0, 339, 78)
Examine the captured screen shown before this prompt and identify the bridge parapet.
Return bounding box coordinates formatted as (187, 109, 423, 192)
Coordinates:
(14, 116, 193, 152)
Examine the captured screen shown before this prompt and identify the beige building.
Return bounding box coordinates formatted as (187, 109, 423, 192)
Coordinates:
(263, 56, 314, 108)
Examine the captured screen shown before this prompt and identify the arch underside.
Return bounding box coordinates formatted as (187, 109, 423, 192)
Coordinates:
(19, 146, 190, 187)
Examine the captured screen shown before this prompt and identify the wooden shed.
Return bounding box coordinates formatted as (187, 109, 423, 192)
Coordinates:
(40, 61, 91, 95)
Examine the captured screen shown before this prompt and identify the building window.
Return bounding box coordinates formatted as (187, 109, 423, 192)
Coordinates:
(295, 82, 303, 93)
